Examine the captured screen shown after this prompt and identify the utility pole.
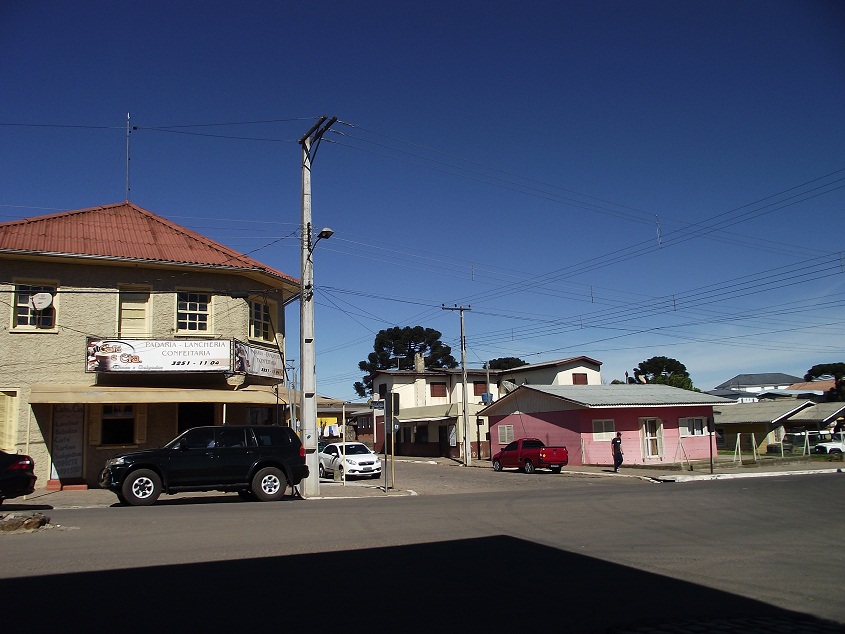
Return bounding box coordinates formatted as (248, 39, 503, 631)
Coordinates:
(299, 115, 337, 497)
(442, 304, 472, 466)
(285, 359, 296, 427)
(125, 112, 131, 202)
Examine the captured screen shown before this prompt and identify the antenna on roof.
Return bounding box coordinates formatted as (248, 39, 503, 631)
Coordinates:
(125, 112, 131, 202)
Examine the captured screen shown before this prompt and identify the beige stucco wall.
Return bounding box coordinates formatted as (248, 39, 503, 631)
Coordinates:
(503, 364, 602, 386)
(1, 256, 288, 485)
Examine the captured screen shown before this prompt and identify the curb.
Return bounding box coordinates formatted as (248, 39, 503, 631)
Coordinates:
(657, 468, 843, 483)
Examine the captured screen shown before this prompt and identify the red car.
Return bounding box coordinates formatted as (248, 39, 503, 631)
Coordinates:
(0, 450, 37, 505)
(493, 438, 568, 474)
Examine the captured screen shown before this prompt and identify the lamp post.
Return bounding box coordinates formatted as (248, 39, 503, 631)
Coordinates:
(298, 115, 336, 498)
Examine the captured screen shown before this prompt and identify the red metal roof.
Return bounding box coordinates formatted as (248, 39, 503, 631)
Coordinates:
(0, 202, 299, 285)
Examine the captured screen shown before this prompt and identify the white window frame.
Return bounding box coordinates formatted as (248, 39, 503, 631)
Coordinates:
(681, 417, 706, 436)
(641, 417, 664, 458)
(249, 297, 276, 343)
(497, 424, 514, 445)
(176, 290, 211, 334)
(12, 282, 57, 331)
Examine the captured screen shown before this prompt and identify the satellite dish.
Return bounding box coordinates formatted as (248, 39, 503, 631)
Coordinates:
(30, 292, 53, 311)
(501, 380, 517, 394)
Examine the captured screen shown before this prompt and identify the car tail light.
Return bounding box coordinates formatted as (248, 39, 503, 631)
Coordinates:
(9, 456, 34, 471)
(299, 445, 306, 458)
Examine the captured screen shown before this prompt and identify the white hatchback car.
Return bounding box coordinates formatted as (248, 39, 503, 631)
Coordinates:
(318, 442, 382, 479)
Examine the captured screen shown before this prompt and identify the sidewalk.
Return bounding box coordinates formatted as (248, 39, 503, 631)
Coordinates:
(4, 456, 842, 510)
(418, 454, 845, 483)
(3, 477, 412, 510)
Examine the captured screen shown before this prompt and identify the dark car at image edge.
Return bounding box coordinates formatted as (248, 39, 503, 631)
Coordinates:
(0, 450, 37, 505)
(99, 425, 308, 506)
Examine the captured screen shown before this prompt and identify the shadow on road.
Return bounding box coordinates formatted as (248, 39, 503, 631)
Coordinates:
(2, 535, 840, 632)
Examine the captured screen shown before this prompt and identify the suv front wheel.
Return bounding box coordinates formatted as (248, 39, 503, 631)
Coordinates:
(251, 467, 287, 502)
(122, 469, 162, 506)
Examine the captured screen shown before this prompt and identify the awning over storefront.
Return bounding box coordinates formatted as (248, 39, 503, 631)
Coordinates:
(395, 403, 484, 424)
(29, 383, 341, 406)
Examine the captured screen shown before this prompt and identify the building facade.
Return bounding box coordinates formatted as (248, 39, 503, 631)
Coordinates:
(482, 384, 732, 467)
(0, 202, 308, 489)
(369, 356, 603, 459)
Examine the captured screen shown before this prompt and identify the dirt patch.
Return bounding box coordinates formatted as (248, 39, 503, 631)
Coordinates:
(0, 512, 51, 534)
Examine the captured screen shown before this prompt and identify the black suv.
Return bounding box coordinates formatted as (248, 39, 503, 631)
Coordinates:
(99, 425, 308, 506)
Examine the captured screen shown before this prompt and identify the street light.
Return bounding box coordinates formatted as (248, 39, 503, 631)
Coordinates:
(315, 227, 334, 242)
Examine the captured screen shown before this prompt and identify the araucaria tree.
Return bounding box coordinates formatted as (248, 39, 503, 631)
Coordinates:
(805, 363, 845, 401)
(354, 326, 458, 397)
(486, 357, 527, 371)
(632, 356, 696, 391)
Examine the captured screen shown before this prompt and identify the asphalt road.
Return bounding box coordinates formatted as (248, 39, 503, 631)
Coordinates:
(1, 460, 843, 633)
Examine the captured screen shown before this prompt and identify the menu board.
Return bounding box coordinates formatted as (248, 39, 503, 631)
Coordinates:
(50, 403, 84, 480)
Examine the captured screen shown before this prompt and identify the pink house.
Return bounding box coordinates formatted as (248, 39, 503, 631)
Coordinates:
(481, 384, 733, 467)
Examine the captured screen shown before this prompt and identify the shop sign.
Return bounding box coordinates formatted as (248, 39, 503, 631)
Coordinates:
(234, 340, 284, 378)
(86, 337, 232, 372)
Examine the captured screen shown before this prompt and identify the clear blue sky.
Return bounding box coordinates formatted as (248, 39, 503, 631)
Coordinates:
(2, 1, 844, 399)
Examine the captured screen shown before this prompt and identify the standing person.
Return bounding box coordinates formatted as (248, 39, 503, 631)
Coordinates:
(611, 432, 623, 472)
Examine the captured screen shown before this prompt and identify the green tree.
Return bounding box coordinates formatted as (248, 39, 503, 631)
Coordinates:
(804, 363, 845, 401)
(485, 357, 527, 371)
(354, 326, 457, 397)
(633, 356, 696, 391)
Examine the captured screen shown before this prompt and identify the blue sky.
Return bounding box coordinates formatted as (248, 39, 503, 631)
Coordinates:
(2, 1, 844, 399)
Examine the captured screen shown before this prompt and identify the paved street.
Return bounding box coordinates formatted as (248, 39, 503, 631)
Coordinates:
(1, 460, 843, 633)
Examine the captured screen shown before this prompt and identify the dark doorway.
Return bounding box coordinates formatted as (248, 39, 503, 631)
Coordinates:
(438, 425, 450, 458)
(178, 402, 215, 434)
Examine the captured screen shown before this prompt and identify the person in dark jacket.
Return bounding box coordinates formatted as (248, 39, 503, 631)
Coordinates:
(611, 432, 623, 472)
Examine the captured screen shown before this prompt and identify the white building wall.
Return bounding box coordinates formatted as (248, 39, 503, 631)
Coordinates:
(504, 365, 601, 386)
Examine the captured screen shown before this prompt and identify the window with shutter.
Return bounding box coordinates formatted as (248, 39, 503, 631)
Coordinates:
(497, 424, 514, 444)
(119, 288, 150, 337)
(0, 391, 17, 452)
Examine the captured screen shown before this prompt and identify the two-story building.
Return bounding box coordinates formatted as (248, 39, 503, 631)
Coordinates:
(0, 202, 335, 489)
(369, 355, 602, 459)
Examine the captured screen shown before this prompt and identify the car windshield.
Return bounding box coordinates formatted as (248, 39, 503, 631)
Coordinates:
(341, 444, 371, 455)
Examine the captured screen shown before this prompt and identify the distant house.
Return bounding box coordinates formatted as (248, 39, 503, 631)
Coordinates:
(370, 355, 603, 459)
(775, 402, 845, 434)
(712, 400, 815, 454)
(753, 379, 838, 402)
(481, 384, 732, 467)
(317, 401, 370, 439)
(714, 373, 804, 394)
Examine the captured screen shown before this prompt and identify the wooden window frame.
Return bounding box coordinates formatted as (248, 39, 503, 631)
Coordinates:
(249, 298, 277, 343)
(12, 282, 57, 331)
(176, 290, 211, 334)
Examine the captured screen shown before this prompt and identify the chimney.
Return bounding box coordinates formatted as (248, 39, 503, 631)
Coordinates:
(414, 352, 425, 372)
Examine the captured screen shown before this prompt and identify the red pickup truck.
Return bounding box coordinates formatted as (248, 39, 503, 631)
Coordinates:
(492, 438, 568, 474)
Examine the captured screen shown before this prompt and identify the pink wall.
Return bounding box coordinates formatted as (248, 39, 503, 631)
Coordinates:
(490, 405, 717, 467)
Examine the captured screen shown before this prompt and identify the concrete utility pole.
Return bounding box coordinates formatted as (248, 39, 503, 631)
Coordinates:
(299, 115, 337, 497)
(442, 304, 472, 466)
